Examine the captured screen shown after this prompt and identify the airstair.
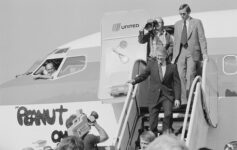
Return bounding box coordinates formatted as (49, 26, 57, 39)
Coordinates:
(100, 10, 237, 150)
(99, 10, 213, 150)
(114, 59, 219, 150)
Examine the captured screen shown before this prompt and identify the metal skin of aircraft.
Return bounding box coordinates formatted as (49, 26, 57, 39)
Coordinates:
(0, 9, 237, 150)
(111, 10, 237, 150)
(0, 32, 110, 150)
(0, 32, 101, 105)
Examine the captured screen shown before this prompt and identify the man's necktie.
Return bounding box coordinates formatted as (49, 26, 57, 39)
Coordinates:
(158, 64, 163, 81)
(181, 20, 187, 45)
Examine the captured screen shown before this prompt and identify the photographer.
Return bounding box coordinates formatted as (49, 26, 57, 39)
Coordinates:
(65, 111, 109, 150)
(138, 19, 154, 59)
(56, 136, 84, 150)
(138, 17, 173, 62)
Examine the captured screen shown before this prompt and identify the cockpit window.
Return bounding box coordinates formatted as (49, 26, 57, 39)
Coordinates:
(26, 59, 44, 75)
(33, 58, 63, 75)
(54, 48, 69, 54)
(223, 55, 237, 75)
(58, 56, 86, 77)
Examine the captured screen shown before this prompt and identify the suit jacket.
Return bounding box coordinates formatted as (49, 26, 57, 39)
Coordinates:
(172, 17, 207, 62)
(138, 30, 173, 58)
(133, 60, 181, 105)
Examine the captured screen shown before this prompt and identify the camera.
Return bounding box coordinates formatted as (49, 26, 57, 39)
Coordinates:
(67, 109, 99, 137)
(144, 20, 159, 30)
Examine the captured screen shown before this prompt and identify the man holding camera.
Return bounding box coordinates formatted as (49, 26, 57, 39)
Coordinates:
(65, 111, 109, 150)
(138, 17, 173, 62)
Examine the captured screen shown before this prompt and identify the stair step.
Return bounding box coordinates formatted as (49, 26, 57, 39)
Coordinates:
(143, 120, 187, 128)
(140, 104, 187, 115)
(143, 121, 188, 135)
(142, 113, 190, 135)
(97, 146, 115, 150)
(143, 113, 188, 119)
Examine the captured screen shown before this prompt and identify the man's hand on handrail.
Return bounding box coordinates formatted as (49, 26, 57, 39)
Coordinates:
(174, 99, 181, 109)
(203, 54, 209, 61)
(127, 79, 135, 85)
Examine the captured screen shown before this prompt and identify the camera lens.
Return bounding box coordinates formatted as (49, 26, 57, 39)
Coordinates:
(145, 22, 153, 30)
(153, 21, 158, 27)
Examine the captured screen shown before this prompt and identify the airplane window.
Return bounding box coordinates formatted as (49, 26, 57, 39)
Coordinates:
(55, 48, 69, 54)
(223, 55, 237, 75)
(224, 141, 237, 150)
(58, 56, 86, 77)
(33, 58, 63, 75)
(28, 59, 44, 73)
(15, 59, 44, 78)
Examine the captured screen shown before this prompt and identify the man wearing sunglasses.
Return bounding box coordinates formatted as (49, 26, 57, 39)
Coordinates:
(128, 49, 181, 134)
(172, 4, 208, 104)
(138, 17, 173, 61)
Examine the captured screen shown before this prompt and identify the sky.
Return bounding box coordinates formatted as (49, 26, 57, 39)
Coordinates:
(1, 0, 237, 84)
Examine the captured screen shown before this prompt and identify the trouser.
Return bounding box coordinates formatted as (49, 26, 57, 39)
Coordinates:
(149, 96, 173, 133)
(176, 46, 197, 104)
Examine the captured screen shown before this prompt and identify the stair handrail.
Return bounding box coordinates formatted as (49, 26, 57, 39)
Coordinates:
(181, 75, 202, 140)
(125, 84, 140, 149)
(116, 83, 139, 143)
(185, 82, 209, 149)
(201, 59, 208, 117)
(201, 59, 217, 127)
(201, 59, 208, 100)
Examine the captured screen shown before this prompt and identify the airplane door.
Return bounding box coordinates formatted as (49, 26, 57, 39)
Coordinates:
(99, 10, 149, 101)
(202, 58, 218, 127)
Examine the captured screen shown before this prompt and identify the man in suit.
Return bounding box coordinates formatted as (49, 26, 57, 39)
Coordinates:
(128, 49, 181, 134)
(172, 4, 208, 103)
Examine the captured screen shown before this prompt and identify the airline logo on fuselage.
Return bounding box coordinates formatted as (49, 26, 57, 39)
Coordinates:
(112, 23, 139, 32)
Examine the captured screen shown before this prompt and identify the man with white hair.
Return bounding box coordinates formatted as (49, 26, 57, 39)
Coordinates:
(145, 134, 189, 150)
(128, 49, 181, 134)
(139, 130, 156, 150)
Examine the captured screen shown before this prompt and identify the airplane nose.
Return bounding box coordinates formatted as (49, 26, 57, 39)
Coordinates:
(0, 78, 99, 105)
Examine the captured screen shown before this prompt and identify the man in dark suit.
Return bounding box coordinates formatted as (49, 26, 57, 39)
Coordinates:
(172, 4, 208, 104)
(128, 49, 181, 134)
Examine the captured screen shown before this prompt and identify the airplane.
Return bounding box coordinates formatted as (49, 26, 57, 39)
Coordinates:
(0, 8, 237, 150)
(0, 32, 101, 105)
(111, 9, 237, 150)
